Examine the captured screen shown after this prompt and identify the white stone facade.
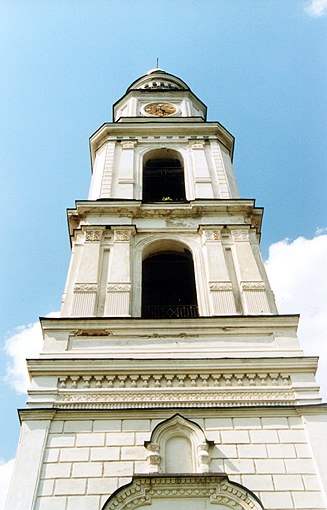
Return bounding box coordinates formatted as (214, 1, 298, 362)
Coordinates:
(8, 412, 327, 510)
(5, 70, 327, 510)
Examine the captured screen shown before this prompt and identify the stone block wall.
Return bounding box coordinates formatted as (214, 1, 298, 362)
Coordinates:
(34, 414, 326, 510)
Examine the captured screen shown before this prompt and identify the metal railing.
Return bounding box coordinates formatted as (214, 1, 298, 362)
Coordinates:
(142, 304, 199, 319)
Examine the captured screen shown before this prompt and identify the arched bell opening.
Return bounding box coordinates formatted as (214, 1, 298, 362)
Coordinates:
(141, 244, 198, 319)
(142, 148, 186, 202)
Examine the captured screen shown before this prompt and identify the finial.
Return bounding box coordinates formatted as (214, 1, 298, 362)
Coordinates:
(156, 57, 159, 68)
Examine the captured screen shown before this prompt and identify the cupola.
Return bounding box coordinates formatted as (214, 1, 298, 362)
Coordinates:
(113, 68, 207, 121)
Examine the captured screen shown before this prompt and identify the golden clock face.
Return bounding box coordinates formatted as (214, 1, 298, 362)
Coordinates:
(144, 102, 177, 117)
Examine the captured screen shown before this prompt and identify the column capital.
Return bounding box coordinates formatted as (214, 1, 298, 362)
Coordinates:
(112, 226, 136, 242)
(121, 140, 137, 149)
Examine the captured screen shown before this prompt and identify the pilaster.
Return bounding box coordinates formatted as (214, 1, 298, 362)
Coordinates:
(116, 140, 137, 199)
(200, 227, 237, 315)
(5, 414, 54, 510)
(105, 227, 136, 316)
(71, 228, 105, 316)
(231, 228, 271, 314)
(100, 140, 116, 198)
(189, 140, 213, 198)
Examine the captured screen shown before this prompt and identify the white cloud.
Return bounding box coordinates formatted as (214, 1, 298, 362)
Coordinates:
(265, 234, 327, 400)
(0, 458, 15, 510)
(305, 0, 327, 16)
(4, 312, 59, 394)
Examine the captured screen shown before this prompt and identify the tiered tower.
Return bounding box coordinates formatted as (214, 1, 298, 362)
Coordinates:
(6, 70, 327, 510)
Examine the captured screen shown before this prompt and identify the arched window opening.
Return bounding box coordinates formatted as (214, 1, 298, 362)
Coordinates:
(143, 150, 186, 202)
(142, 249, 198, 319)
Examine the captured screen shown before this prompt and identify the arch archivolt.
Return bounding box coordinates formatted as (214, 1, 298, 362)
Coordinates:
(131, 234, 210, 317)
(101, 475, 264, 510)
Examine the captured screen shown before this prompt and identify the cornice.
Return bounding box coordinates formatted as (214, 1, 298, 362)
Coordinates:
(18, 409, 56, 423)
(66, 199, 263, 238)
(40, 314, 300, 332)
(18, 405, 327, 423)
(89, 121, 234, 168)
(26, 356, 318, 374)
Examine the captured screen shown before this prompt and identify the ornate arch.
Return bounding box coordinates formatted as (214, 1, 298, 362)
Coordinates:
(144, 414, 213, 474)
(101, 475, 265, 510)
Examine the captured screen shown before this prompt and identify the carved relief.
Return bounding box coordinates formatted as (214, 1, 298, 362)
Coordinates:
(102, 475, 264, 510)
(85, 230, 102, 242)
(56, 372, 291, 390)
(202, 229, 221, 241)
(113, 230, 132, 242)
(209, 282, 233, 291)
(73, 283, 98, 292)
(107, 283, 131, 292)
(145, 443, 161, 473)
(231, 229, 249, 242)
(121, 140, 137, 149)
(56, 390, 295, 409)
(241, 281, 265, 291)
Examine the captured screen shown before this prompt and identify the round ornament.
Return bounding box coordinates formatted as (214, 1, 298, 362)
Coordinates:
(144, 103, 177, 117)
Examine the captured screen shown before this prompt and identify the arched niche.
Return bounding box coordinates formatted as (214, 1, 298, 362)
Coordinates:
(144, 414, 212, 474)
(101, 475, 265, 510)
(142, 148, 186, 202)
(141, 240, 198, 319)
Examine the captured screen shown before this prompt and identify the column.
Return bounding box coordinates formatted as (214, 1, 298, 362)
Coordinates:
(201, 228, 237, 314)
(231, 228, 271, 314)
(105, 227, 135, 316)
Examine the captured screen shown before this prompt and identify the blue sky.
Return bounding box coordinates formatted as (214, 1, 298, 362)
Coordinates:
(0, 0, 326, 502)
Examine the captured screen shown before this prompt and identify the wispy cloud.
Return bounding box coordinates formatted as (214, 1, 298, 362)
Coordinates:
(4, 312, 59, 394)
(305, 0, 327, 16)
(0, 459, 15, 510)
(265, 233, 327, 400)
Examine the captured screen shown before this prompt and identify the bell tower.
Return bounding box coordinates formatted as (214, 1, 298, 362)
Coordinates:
(5, 70, 327, 510)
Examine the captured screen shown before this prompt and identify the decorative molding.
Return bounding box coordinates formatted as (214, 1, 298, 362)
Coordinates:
(145, 414, 211, 474)
(56, 372, 291, 390)
(121, 140, 137, 149)
(55, 388, 296, 409)
(202, 229, 221, 241)
(241, 281, 265, 291)
(84, 230, 102, 242)
(189, 140, 205, 149)
(102, 475, 264, 510)
(231, 229, 249, 242)
(113, 230, 132, 242)
(73, 283, 98, 292)
(209, 281, 233, 291)
(107, 283, 131, 292)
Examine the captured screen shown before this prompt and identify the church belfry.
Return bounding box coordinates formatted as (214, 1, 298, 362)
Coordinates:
(6, 69, 327, 510)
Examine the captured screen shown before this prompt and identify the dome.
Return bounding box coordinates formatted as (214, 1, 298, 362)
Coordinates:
(126, 69, 190, 92)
